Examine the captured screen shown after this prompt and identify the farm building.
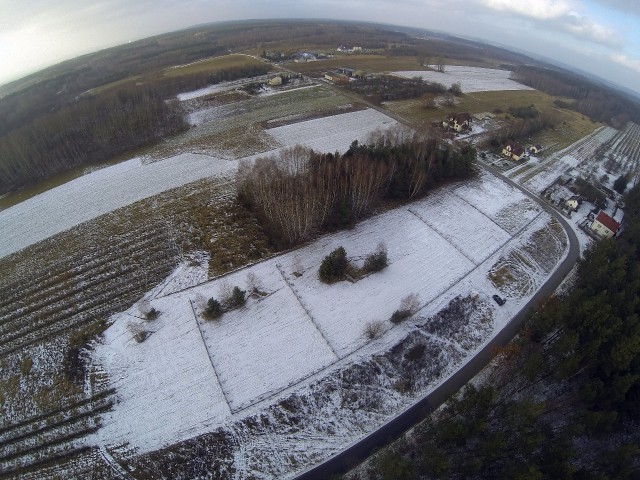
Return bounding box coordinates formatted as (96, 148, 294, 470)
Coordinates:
(591, 211, 620, 238)
(324, 72, 350, 85)
(442, 112, 472, 132)
(337, 67, 356, 77)
(502, 141, 525, 161)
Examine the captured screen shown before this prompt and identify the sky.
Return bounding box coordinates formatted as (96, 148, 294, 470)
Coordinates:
(0, 0, 639, 94)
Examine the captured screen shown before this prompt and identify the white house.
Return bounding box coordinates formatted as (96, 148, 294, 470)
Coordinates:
(565, 195, 581, 211)
(591, 211, 620, 238)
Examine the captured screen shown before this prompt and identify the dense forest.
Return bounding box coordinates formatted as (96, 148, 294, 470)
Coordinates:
(0, 62, 271, 194)
(351, 185, 640, 479)
(237, 128, 476, 246)
(512, 66, 640, 127)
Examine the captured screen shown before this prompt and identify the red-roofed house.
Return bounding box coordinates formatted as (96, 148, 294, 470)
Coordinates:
(591, 211, 620, 238)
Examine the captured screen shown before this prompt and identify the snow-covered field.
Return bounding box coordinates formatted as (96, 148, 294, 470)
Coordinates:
(91, 170, 567, 460)
(393, 66, 535, 93)
(265, 109, 397, 153)
(0, 109, 397, 260)
(0, 153, 235, 259)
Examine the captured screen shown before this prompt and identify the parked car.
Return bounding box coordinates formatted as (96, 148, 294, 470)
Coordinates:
(492, 294, 505, 306)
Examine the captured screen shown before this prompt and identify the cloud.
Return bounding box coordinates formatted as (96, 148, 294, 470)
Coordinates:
(474, 0, 623, 48)
(611, 53, 640, 73)
(477, 0, 573, 20)
(560, 12, 623, 47)
(591, 0, 640, 17)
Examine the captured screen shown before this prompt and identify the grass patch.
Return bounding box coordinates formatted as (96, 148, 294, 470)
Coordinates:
(383, 89, 603, 147)
(286, 55, 431, 75)
(163, 54, 267, 78)
(488, 265, 515, 288)
(144, 84, 353, 160)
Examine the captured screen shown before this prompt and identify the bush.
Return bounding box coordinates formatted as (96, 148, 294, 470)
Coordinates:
(145, 307, 159, 320)
(365, 320, 385, 339)
(364, 243, 388, 273)
(206, 298, 223, 319)
(405, 344, 426, 361)
(613, 174, 629, 194)
(390, 309, 412, 324)
(319, 246, 348, 283)
(229, 286, 246, 308)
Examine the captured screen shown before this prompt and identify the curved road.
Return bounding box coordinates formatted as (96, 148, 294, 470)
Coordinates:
(293, 162, 580, 479)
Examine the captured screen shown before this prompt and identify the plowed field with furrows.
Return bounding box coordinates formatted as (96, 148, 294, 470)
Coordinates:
(0, 223, 179, 356)
(0, 390, 115, 477)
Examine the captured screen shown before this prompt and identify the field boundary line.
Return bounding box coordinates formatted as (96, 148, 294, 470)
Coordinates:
(451, 190, 512, 235)
(98, 445, 134, 480)
(275, 263, 340, 359)
(407, 208, 479, 266)
(188, 299, 232, 413)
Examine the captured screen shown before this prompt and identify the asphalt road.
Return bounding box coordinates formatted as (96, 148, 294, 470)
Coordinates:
(293, 163, 580, 480)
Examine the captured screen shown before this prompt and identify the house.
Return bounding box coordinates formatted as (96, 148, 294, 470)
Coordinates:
(502, 141, 525, 161)
(294, 52, 317, 63)
(442, 112, 472, 132)
(268, 76, 283, 86)
(529, 144, 543, 154)
(565, 195, 581, 211)
(337, 45, 349, 52)
(591, 211, 620, 238)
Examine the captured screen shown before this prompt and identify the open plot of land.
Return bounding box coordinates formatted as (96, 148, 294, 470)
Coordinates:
(0, 153, 235, 259)
(197, 263, 339, 411)
(452, 171, 540, 234)
(163, 54, 267, 77)
(90, 169, 567, 461)
(394, 66, 534, 93)
(92, 298, 230, 450)
(285, 55, 432, 76)
(288, 208, 475, 357)
(265, 108, 398, 153)
(153, 85, 358, 159)
(408, 193, 512, 265)
(0, 101, 400, 261)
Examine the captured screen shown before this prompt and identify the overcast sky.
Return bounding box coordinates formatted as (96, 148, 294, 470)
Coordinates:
(1, 0, 639, 93)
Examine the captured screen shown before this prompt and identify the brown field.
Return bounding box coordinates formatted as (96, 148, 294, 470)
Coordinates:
(285, 55, 432, 75)
(162, 54, 267, 77)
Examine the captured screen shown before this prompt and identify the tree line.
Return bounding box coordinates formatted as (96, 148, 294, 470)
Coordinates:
(356, 183, 640, 480)
(0, 86, 185, 193)
(0, 63, 271, 195)
(513, 65, 640, 127)
(237, 128, 476, 246)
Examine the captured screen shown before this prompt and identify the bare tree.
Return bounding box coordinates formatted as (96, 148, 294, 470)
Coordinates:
(400, 293, 420, 314)
(364, 320, 385, 340)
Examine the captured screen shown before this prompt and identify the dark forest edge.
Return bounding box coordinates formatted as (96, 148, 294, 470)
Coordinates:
(513, 65, 640, 128)
(348, 184, 640, 480)
(0, 63, 270, 195)
(237, 128, 476, 247)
